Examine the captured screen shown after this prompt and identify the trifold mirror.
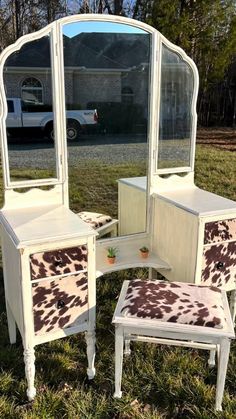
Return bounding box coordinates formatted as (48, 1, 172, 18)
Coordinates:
(0, 16, 197, 240)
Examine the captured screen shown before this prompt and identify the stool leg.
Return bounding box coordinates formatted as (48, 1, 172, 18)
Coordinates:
(124, 339, 131, 356)
(208, 349, 216, 367)
(215, 338, 231, 411)
(230, 290, 236, 325)
(114, 325, 124, 398)
(85, 331, 96, 379)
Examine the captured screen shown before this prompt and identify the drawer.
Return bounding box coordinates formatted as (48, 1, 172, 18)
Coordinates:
(32, 272, 88, 336)
(204, 218, 236, 244)
(201, 241, 236, 290)
(30, 245, 87, 280)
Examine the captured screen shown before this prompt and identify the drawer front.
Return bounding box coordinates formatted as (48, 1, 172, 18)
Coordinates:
(204, 218, 236, 244)
(201, 242, 236, 289)
(32, 272, 88, 336)
(30, 245, 87, 280)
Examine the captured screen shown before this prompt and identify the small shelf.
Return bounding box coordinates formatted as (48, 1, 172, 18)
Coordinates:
(96, 240, 171, 277)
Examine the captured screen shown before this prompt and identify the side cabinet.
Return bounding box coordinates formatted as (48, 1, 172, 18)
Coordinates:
(152, 193, 236, 287)
(1, 226, 96, 400)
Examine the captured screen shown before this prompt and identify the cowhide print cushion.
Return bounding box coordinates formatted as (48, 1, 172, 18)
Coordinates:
(78, 211, 112, 229)
(120, 279, 227, 329)
(30, 245, 87, 280)
(204, 218, 236, 244)
(32, 272, 88, 336)
(201, 242, 236, 290)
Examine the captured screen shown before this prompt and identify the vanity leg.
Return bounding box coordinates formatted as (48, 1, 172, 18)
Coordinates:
(230, 290, 236, 325)
(24, 347, 36, 401)
(6, 301, 16, 344)
(85, 330, 96, 379)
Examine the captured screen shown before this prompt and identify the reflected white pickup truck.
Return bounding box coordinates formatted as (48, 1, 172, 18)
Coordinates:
(6, 98, 98, 140)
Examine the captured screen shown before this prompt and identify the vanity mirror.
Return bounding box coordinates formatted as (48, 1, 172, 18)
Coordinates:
(1, 30, 62, 189)
(62, 21, 151, 238)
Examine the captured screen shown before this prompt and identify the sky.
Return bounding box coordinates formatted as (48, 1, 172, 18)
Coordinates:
(63, 21, 147, 37)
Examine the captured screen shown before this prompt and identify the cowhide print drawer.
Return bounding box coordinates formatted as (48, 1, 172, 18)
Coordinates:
(204, 218, 236, 244)
(32, 272, 88, 336)
(30, 245, 87, 280)
(201, 241, 236, 289)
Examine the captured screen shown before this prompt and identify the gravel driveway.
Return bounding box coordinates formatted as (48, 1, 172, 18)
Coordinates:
(7, 134, 148, 169)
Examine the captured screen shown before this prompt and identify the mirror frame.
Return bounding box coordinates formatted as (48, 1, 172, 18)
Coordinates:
(0, 14, 199, 240)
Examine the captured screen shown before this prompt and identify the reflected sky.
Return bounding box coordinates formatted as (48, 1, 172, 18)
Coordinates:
(63, 21, 148, 38)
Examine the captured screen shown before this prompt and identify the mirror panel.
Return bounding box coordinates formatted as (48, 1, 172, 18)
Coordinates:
(3, 34, 58, 183)
(63, 21, 151, 239)
(157, 43, 194, 171)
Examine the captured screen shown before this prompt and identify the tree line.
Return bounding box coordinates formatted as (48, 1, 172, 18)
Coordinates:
(1, 0, 236, 127)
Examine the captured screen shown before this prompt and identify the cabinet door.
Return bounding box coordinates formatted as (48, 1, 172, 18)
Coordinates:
(32, 272, 88, 336)
(201, 218, 236, 290)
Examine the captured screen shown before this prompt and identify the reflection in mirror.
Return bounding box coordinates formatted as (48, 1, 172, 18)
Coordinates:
(157, 44, 194, 170)
(3, 35, 57, 183)
(63, 21, 151, 239)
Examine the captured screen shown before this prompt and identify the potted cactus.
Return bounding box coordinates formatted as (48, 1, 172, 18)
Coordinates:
(107, 247, 118, 264)
(139, 246, 149, 259)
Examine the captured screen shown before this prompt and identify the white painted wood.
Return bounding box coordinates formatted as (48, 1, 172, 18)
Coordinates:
(0, 12, 235, 406)
(118, 178, 147, 236)
(0, 205, 96, 248)
(124, 339, 131, 356)
(215, 338, 231, 411)
(5, 301, 17, 344)
(96, 235, 170, 277)
(113, 281, 235, 410)
(208, 350, 216, 367)
(85, 331, 96, 379)
(152, 197, 199, 283)
(23, 347, 36, 401)
(3, 186, 64, 210)
(155, 187, 236, 216)
(230, 290, 236, 324)
(114, 325, 124, 398)
(127, 335, 216, 351)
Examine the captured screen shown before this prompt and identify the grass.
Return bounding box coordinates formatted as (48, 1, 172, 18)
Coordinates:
(0, 143, 235, 418)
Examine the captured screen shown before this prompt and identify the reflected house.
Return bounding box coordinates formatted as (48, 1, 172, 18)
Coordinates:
(3, 33, 150, 133)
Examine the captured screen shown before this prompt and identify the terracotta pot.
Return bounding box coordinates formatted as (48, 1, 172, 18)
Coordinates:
(107, 256, 116, 264)
(139, 250, 149, 259)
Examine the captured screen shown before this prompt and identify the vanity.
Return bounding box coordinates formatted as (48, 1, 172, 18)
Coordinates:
(0, 14, 235, 400)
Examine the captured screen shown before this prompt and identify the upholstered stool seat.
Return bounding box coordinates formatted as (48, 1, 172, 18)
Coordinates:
(120, 279, 227, 329)
(113, 279, 235, 411)
(77, 211, 118, 238)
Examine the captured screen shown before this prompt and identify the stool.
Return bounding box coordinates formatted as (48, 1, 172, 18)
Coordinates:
(112, 279, 235, 411)
(77, 211, 118, 238)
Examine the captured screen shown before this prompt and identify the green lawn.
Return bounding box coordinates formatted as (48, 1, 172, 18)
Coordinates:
(0, 144, 235, 418)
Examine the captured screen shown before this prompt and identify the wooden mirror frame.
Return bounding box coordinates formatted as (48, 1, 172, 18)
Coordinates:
(0, 14, 199, 235)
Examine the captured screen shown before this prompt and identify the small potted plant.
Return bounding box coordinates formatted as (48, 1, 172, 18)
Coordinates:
(107, 247, 118, 264)
(139, 246, 149, 259)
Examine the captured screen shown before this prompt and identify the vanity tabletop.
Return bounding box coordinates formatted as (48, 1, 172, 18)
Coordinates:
(155, 187, 236, 216)
(0, 204, 96, 248)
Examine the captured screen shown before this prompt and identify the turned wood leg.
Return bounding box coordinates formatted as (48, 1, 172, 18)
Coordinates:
(230, 290, 236, 325)
(6, 301, 16, 344)
(85, 330, 96, 379)
(208, 349, 216, 367)
(215, 338, 231, 411)
(124, 339, 131, 356)
(114, 326, 124, 398)
(24, 347, 36, 401)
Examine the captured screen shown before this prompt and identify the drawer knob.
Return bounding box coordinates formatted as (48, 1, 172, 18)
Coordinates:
(216, 261, 224, 270)
(57, 299, 65, 309)
(54, 256, 63, 267)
